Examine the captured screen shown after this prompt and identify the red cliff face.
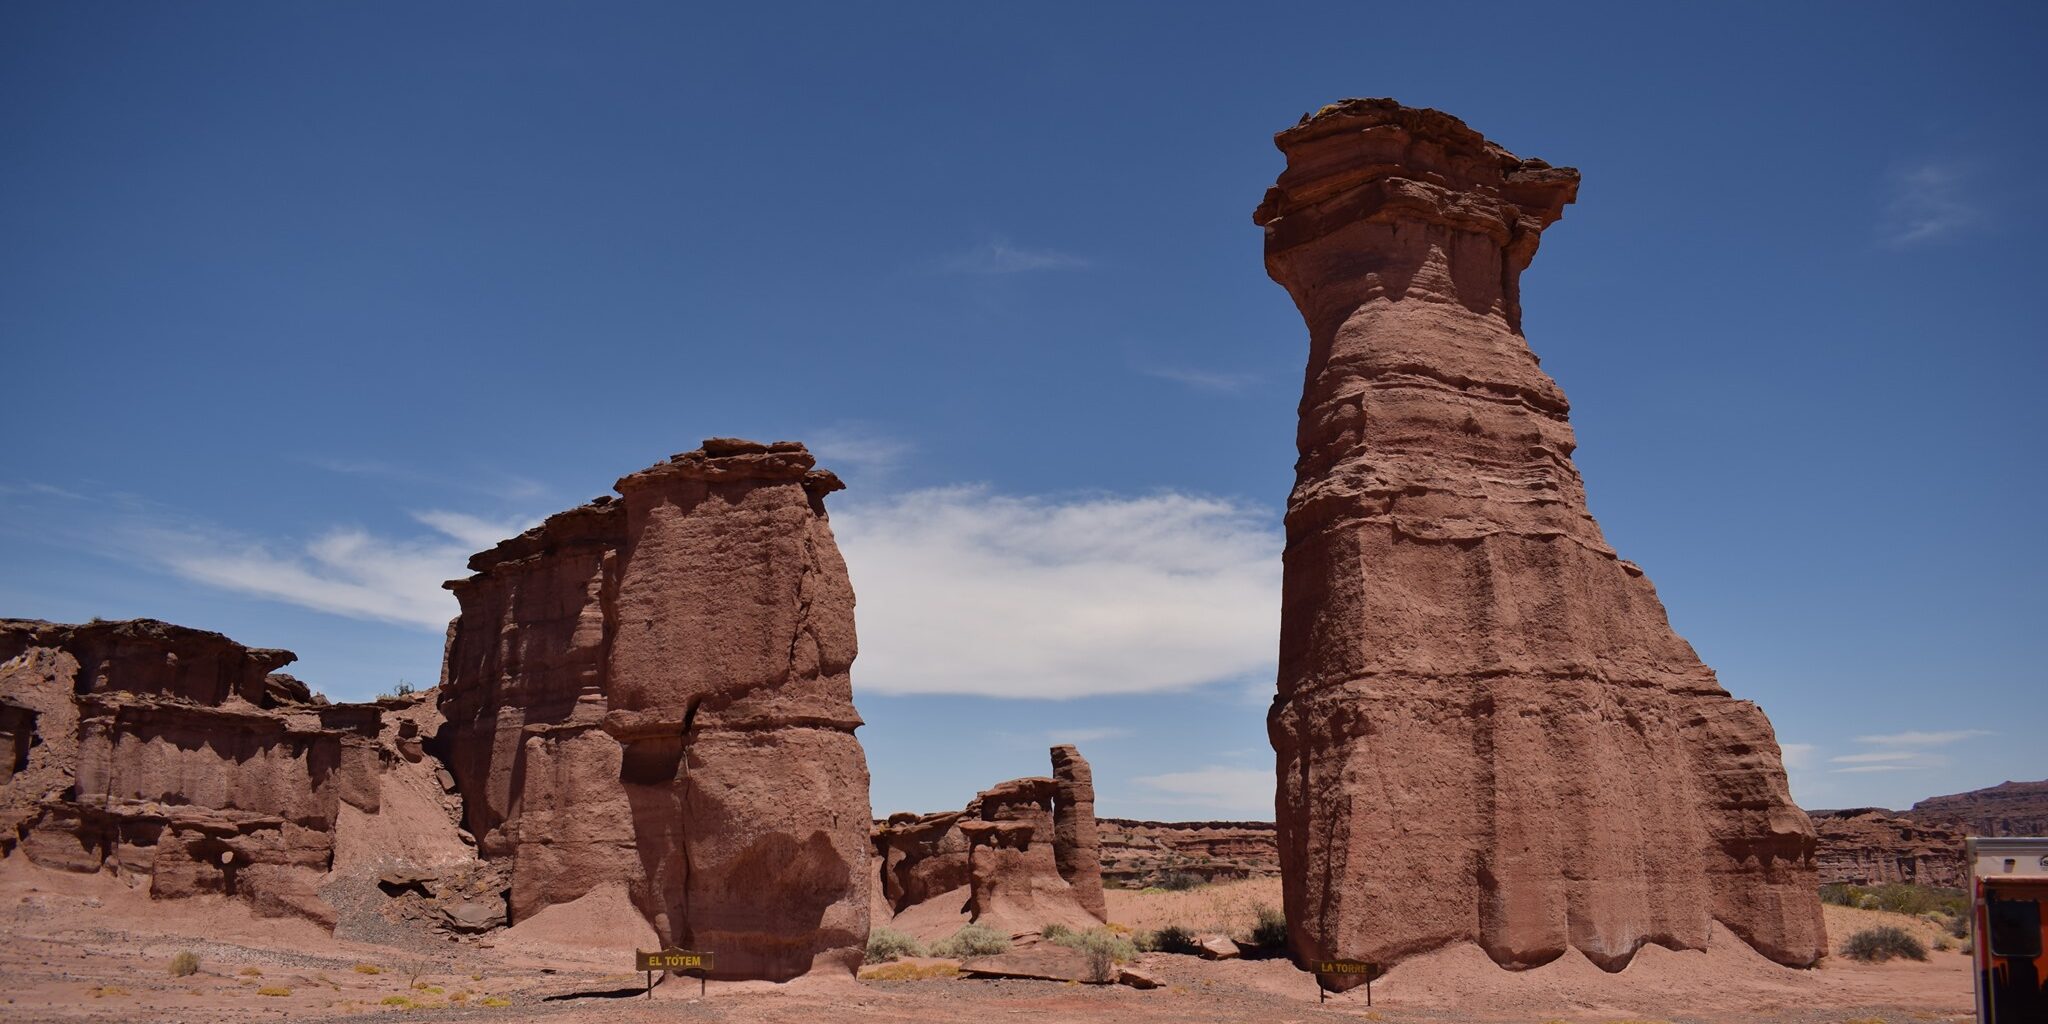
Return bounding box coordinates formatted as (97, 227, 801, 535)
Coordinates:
(1809, 808, 1966, 888)
(0, 619, 391, 926)
(1907, 780, 2048, 839)
(1256, 99, 1823, 976)
(439, 439, 871, 981)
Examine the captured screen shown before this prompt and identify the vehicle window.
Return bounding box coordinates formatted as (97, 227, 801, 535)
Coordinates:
(1987, 894, 2043, 959)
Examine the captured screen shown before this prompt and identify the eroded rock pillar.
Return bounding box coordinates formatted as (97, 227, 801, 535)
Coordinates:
(1255, 99, 1823, 977)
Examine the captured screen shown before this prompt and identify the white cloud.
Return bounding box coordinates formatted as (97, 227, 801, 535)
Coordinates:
(136, 510, 531, 631)
(1853, 729, 1994, 746)
(1046, 726, 1132, 745)
(1880, 163, 1980, 247)
(833, 486, 1281, 699)
(1131, 766, 1273, 817)
(1829, 750, 1919, 764)
(1138, 365, 1258, 394)
(1831, 764, 1925, 775)
(410, 510, 529, 551)
(809, 427, 913, 477)
(1778, 742, 1818, 772)
(940, 237, 1089, 274)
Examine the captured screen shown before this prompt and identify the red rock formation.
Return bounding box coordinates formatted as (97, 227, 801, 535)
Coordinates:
(1255, 99, 1823, 976)
(0, 619, 393, 926)
(873, 747, 1106, 939)
(439, 439, 871, 980)
(1809, 808, 1966, 888)
(1097, 819, 1280, 887)
(1906, 780, 2048, 838)
(1050, 744, 1106, 919)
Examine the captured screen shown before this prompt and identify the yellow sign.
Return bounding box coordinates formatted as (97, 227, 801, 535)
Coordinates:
(1313, 959, 1380, 977)
(636, 948, 714, 973)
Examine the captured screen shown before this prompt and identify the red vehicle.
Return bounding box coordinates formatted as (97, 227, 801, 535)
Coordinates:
(1972, 837, 2048, 1022)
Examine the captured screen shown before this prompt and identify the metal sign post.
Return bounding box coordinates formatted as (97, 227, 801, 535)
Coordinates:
(1312, 959, 1381, 1007)
(635, 948, 716, 998)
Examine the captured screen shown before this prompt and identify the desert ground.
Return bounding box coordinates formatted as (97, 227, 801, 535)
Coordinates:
(0, 862, 1971, 1024)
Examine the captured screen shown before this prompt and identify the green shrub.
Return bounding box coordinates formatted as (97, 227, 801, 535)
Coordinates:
(1144, 923, 1201, 955)
(1947, 913, 1971, 939)
(930, 923, 1009, 958)
(1152, 870, 1203, 891)
(1824, 882, 1968, 917)
(864, 927, 923, 964)
(1841, 926, 1928, 963)
(1041, 923, 1075, 942)
(1250, 905, 1287, 949)
(169, 951, 200, 978)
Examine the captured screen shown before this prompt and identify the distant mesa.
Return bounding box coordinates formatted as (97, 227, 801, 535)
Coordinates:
(1257, 98, 1824, 977)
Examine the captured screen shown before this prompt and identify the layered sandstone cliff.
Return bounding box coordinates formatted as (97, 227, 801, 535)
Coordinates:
(0, 619, 430, 926)
(1809, 808, 1966, 888)
(440, 438, 871, 980)
(1256, 99, 1824, 976)
(873, 746, 1106, 940)
(1907, 780, 2048, 838)
(1098, 819, 1280, 887)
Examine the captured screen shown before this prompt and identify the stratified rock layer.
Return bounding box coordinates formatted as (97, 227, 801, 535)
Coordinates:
(1907, 780, 2048, 838)
(1097, 819, 1280, 887)
(872, 747, 1105, 940)
(1255, 99, 1823, 976)
(1809, 808, 1966, 888)
(440, 439, 871, 980)
(0, 619, 389, 925)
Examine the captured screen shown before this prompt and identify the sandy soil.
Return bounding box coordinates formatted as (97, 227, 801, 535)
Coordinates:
(0, 866, 1974, 1024)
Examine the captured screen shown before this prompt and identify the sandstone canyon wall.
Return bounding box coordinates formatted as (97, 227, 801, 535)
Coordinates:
(439, 438, 871, 980)
(1255, 99, 1824, 976)
(0, 619, 444, 927)
(1808, 808, 1966, 888)
(1907, 780, 2048, 838)
(872, 746, 1106, 940)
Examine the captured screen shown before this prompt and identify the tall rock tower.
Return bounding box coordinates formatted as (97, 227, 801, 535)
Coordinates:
(1255, 100, 1823, 976)
(441, 439, 871, 980)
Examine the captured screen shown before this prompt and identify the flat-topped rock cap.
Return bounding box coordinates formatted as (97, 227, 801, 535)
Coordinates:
(1254, 97, 1579, 243)
(615, 437, 845, 495)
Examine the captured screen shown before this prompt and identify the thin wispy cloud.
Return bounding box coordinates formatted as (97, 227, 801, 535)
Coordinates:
(1832, 764, 1923, 775)
(939, 237, 1090, 274)
(1854, 729, 1994, 746)
(1138, 365, 1259, 394)
(833, 485, 1281, 699)
(1778, 742, 1818, 773)
(1130, 766, 1272, 817)
(1046, 726, 1132, 745)
(1879, 162, 1981, 247)
(307, 457, 548, 502)
(131, 509, 533, 631)
(809, 426, 914, 478)
(1829, 750, 1918, 764)
(0, 482, 87, 502)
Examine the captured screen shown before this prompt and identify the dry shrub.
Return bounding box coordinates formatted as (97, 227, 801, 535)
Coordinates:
(1842, 925, 1928, 962)
(169, 951, 200, 977)
(862, 961, 961, 982)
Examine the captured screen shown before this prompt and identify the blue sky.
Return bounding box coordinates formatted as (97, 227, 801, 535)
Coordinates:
(2, 2, 2042, 820)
